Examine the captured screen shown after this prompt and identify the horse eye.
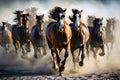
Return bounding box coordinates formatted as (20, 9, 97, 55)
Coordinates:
(62, 15, 65, 18)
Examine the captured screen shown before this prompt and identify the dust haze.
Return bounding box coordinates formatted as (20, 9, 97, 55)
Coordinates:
(0, 0, 120, 76)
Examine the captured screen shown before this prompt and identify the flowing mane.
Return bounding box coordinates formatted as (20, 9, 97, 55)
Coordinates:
(48, 6, 64, 20)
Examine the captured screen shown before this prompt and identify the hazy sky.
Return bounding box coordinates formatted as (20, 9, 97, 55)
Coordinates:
(0, 0, 119, 24)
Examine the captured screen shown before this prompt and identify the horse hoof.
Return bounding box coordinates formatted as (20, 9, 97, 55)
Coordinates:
(60, 65, 65, 72)
(34, 54, 38, 59)
(79, 61, 83, 66)
(53, 64, 58, 70)
(59, 73, 64, 77)
(99, 52, 105, 56)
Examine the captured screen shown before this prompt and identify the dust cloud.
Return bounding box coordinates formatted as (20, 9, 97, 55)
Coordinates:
(0, 0, 120, 76)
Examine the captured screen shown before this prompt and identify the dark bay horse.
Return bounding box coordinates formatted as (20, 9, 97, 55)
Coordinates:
(46, 7, 72, 76)
(30, 14, 47, 58)
(0, 22, 12, 52)
(87, 17, 105, 60)
(69, 9, 90, 68)
(12, 13, 31, 55)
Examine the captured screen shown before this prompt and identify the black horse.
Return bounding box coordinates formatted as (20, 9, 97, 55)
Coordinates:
(87, 17, 105, 60)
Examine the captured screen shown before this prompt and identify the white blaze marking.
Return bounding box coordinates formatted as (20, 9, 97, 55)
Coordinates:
(59, 13, 63, 31)
(75, 13, 80, 28)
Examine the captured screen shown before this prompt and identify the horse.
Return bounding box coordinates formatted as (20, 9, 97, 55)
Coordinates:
(30, 14, 47, 58)
(0, 22, 12, 52)
(69, 9, 90, 69)
(12, 13, 31, 55)
(46, 7, 72, 76)
(87, 17, 105, 60)
(105, 18, 116, 57)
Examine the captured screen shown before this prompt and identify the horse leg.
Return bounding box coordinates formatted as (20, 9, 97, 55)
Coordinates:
(55, 48, 62, 76)
(51, 49, 58, 70)
(99, 45, 105, 56)
(86, 43, 90, 60)
(60, 43, 70, 75)
(76, 47, 82, 62)
(43, 45, 47, 56)
(79, 45, 85, 66)
(34, 46, 38, 58)
(20, 43, 25, 55)
(91, 46, 97, 60)
(13, 40, 18, 54)
(26, 40, 31, 52)
(71, 49, 76, 69)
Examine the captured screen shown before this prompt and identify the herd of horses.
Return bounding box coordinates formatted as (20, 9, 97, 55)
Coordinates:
(0, 6, 119, 76)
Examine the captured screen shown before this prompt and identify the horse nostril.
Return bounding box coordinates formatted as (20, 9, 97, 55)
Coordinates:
(75, 27, 79, 31)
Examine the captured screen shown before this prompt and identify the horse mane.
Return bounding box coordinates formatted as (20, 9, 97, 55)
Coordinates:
(48, 6, 64, 20)
(69, 16, 74, 22)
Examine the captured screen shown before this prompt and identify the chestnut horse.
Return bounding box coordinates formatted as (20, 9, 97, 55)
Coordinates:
(0, 22, 12, 52)
(87, 17, 105, 60)
(12, 13, 31, 55)
(69, 9, 89, 69)
(30, 14, 47, 58)
(46, 7, 72, 76)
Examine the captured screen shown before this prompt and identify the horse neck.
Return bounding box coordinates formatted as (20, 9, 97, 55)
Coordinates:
(23, 21, 30, 32)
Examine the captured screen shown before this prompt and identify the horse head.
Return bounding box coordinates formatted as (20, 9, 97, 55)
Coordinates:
(69, 9, 83, 31)
(93, 17, 103, 37)
(88, 15, 95, 27)
(1, 22, 8, 31)
(106, 17, 116, 32)
(49, 6, 67, 32)
(36, 14, 44, 34)
(22, 13, 30, 31)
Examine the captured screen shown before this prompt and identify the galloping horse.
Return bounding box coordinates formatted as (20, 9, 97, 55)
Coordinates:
(12, 13, 31, 55)
(0, 22, 12, 52)
(46, 7, 72, 76)
(69, 9, 89, 68)
(105, 18, 116, 57)
(87, 17, 105, 60)
(30, 14, 47, 58)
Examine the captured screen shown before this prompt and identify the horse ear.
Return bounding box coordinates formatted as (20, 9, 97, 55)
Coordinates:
(80, 9, 83, 13)
(21, 10, 24, 13)
(101, 17, 103, 21)
(26, 13, 29, 16)
(41, 14, 44, 18)
(13, 11, 17, 14)
(63, 8, 67, 13)
(36, 15, 38, 19)
(72, 9, 75, 13)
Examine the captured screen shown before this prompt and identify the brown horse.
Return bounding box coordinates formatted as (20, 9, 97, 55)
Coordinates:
(30, 14, 47, 58)
(12, 13, 31, 55)
(69, 9, 90, 69)
(46, 7, 72, 76)
(0, 22, 12, 52)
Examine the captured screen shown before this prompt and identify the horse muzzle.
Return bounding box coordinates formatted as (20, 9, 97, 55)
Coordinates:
(75, 27, 79, 31)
